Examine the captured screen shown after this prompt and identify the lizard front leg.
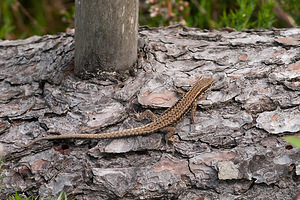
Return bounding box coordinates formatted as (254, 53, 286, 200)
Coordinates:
(190, 100, 198, 123)
(190, 93, 207, 123)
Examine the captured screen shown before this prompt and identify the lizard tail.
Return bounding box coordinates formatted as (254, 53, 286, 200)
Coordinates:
(20, 124, 154, 148)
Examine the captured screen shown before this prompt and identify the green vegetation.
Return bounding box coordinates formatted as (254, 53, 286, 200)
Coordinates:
(220, 0, 259, 30)
(10, 191, 70, 200)
(285, 136, 300, 148)
(145, 0, 299, 30)
(10, 192, 35, 200)
(220, 0, 275, 30)
(0, 0, 15, 39)
(0, 0, 299, 39)
(0, 0, 74, 39)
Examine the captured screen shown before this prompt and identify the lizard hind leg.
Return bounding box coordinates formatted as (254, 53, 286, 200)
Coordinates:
(135, 109, 158, 121)
(161, 127, 182, 155)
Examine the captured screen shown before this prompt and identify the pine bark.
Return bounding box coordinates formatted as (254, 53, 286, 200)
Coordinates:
(0, 26, 299, 199)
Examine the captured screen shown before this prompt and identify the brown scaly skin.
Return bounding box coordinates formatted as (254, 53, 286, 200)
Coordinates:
(22, 77, 214, 148)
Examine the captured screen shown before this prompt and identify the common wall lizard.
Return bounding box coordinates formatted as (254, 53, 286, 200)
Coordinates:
(23, 77, 214, 148)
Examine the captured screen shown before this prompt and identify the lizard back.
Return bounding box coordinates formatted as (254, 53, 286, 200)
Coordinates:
(146, 77, 214, 130)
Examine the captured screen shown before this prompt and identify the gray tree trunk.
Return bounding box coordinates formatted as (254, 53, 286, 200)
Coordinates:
(75, 0, 138, 79)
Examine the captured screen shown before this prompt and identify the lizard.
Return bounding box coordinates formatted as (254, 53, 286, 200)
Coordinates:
(21, 77, 214, 148)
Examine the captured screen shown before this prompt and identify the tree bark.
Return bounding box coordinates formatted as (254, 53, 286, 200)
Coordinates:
(0, 26, 300, 199)
(75, 0, 138, 79)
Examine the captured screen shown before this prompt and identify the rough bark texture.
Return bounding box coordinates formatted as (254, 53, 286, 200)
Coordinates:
(0, 26, 300, 199)
(75, 0, 138, 78)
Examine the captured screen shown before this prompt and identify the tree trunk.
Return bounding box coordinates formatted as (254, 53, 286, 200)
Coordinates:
(0, 26, 300, 199)
(75, 0, 138, 79)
